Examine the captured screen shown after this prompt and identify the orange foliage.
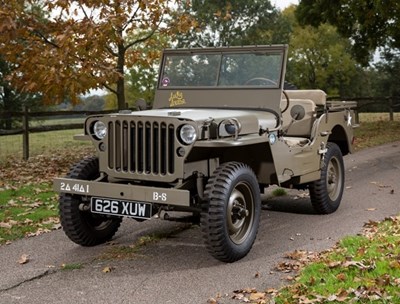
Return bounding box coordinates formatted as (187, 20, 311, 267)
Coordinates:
(0, 0, 193, 105)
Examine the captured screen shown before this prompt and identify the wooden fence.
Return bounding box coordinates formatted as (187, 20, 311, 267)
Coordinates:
(1, 96, 399, 160)
(328, 96, 400, 122)
(0, 108, 116, 160)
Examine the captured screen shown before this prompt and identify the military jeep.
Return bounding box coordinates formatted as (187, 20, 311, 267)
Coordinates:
(54, 45, 357, 262)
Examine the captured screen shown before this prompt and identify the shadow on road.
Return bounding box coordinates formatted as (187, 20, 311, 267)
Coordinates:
(262, 196, 317, 215)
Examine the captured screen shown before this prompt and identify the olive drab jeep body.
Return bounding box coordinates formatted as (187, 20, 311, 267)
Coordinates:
(54, 45, 357, 262)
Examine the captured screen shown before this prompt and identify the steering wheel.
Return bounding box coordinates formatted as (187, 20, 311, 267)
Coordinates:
(244, 77, 277, 86)
(281, 90, 290, 113)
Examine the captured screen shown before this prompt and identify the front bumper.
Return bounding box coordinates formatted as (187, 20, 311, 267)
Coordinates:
(53, 178, 190, 207)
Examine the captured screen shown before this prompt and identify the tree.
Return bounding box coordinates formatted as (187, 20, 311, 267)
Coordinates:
(287, 23, 359, 96)
(176, 0, 291, 47)
(296, 0, 400, 65)
(0, 57, 42, 129)
(374, 49, 400, 98)
(73, 95, 106, 111)
(279, 6, 360, 96)
(0, 0, 192, 110)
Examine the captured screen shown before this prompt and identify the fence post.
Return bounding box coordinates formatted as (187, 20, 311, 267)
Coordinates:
(389, 97, 394, 121)
(22, 106, 29, 160)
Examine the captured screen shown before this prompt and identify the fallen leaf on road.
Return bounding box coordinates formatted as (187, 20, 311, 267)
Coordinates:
(366, 208, 377, 211)
(18, 254, 30, 264)
(249, 292, 265, 301)
(102, 266, 113, 273)
(265, 288, 278, 294)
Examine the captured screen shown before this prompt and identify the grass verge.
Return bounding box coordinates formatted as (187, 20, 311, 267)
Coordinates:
(354, 120, 400, 151)
(272, 216, 400, 303)
(0, 146, 94, 244)
(0, 183, 59, 244)
(0, 128, 91, 163)
(229, 216, 400, 303)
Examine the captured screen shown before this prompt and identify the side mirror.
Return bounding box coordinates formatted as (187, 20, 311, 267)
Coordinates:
(135, 98, 147, 111)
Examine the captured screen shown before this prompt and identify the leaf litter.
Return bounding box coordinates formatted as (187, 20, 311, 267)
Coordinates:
(228, 215, 400, 303)
(1, 147, 93, 245)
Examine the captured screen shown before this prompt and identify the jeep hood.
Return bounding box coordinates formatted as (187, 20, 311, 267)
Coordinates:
(124, 108, 278, 134)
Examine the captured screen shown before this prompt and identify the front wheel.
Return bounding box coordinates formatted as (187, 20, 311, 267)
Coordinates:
(201, 162, 261, 262)
(59, 157, 122, 246)
(309, 143, 345, 214)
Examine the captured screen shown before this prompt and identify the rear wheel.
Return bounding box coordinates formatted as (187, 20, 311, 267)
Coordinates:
(309, 143, 344, 214)
(59, 157, 122, 246)
(201, 162, 261, 262)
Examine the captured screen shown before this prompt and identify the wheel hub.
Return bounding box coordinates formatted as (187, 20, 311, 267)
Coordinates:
(228, 190, 247, 236)
(327, 157, 341, 200)
(226, 183, 254, 245)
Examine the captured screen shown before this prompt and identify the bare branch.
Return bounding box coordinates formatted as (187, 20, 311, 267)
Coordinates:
(122, 5, 141, 31)
(78, 3, 90, 20)
(125, 15, 164, 50)
(103, 83, 117, 95)
(30, 29, 60, 49)
(106, 45, 118, 57)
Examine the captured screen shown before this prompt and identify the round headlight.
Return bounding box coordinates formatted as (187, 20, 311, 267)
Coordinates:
(93, 121, 107, 140)
(179, 124, 197, 145)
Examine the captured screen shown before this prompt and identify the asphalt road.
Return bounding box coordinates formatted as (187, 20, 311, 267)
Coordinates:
(1, 142, 399, 304)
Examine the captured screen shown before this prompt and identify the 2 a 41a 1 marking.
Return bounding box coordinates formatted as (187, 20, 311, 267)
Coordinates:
(60, 182, 89, 194)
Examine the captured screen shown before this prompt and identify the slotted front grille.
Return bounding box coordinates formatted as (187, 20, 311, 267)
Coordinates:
(107, 119, 176, 176)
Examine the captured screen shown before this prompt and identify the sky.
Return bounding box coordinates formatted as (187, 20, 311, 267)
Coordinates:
(273, 0, 299, 10)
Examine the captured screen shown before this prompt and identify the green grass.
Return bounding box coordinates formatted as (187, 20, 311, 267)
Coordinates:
(357, 112, 400, 122)
(273, 216, 400, 303)
(353, 113, 400, 151)
(0, 183, 59, 244)
(29, 117, 84, 127)
(0, 129, 91, 163)
(61, 263, 84, 270)
(272, 188, 288, 197)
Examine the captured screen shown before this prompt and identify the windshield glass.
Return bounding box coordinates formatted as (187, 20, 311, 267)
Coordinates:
(159, 51, 283, 89)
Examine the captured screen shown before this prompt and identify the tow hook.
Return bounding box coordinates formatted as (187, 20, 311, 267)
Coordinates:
(79, 203, 90, 211)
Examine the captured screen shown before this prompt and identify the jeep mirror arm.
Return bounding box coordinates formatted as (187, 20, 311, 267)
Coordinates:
(281, 90, 290, 113)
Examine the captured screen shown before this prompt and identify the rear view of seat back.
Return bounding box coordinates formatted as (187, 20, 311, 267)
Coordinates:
(281, 98, 316, 137)
(285, 90, 327, 106)
(281, 90, 327, 137)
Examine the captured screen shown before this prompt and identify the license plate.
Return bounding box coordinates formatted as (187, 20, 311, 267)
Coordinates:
(91, 197, 152, 220)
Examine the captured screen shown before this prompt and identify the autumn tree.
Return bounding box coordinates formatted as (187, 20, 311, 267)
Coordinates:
(0, 0, 192, 110)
